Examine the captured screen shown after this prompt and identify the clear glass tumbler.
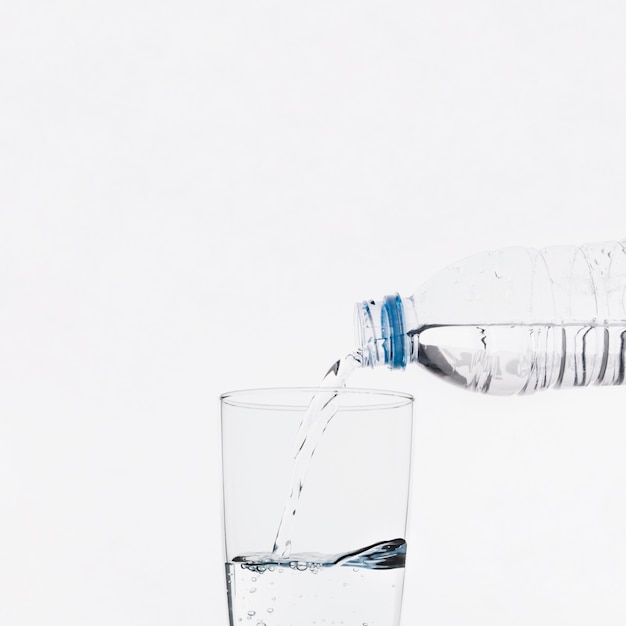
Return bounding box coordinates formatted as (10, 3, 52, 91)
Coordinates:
(221, 387, 414, 626)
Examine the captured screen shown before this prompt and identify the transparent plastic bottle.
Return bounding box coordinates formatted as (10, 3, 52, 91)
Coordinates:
(355, 239, 626, 395)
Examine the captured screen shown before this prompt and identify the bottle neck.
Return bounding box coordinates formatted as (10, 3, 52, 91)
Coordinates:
(354, 294, 415, 369)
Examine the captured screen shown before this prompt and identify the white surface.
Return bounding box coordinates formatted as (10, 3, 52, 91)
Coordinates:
(1, 2, 626, 625)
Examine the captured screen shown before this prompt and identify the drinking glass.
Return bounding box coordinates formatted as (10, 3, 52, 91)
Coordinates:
(221, 387, 414, 626)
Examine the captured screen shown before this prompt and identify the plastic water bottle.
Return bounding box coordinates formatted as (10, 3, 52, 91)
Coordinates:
(355, 239, 626, 395)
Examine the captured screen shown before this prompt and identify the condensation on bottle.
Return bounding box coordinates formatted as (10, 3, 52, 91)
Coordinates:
(355, 239, 626, 395)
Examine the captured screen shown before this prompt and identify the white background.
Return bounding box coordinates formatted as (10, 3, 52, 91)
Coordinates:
(1, 1, 626, 625)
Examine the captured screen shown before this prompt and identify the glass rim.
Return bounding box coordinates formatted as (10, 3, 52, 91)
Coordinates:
(220, 387, 414, 411)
